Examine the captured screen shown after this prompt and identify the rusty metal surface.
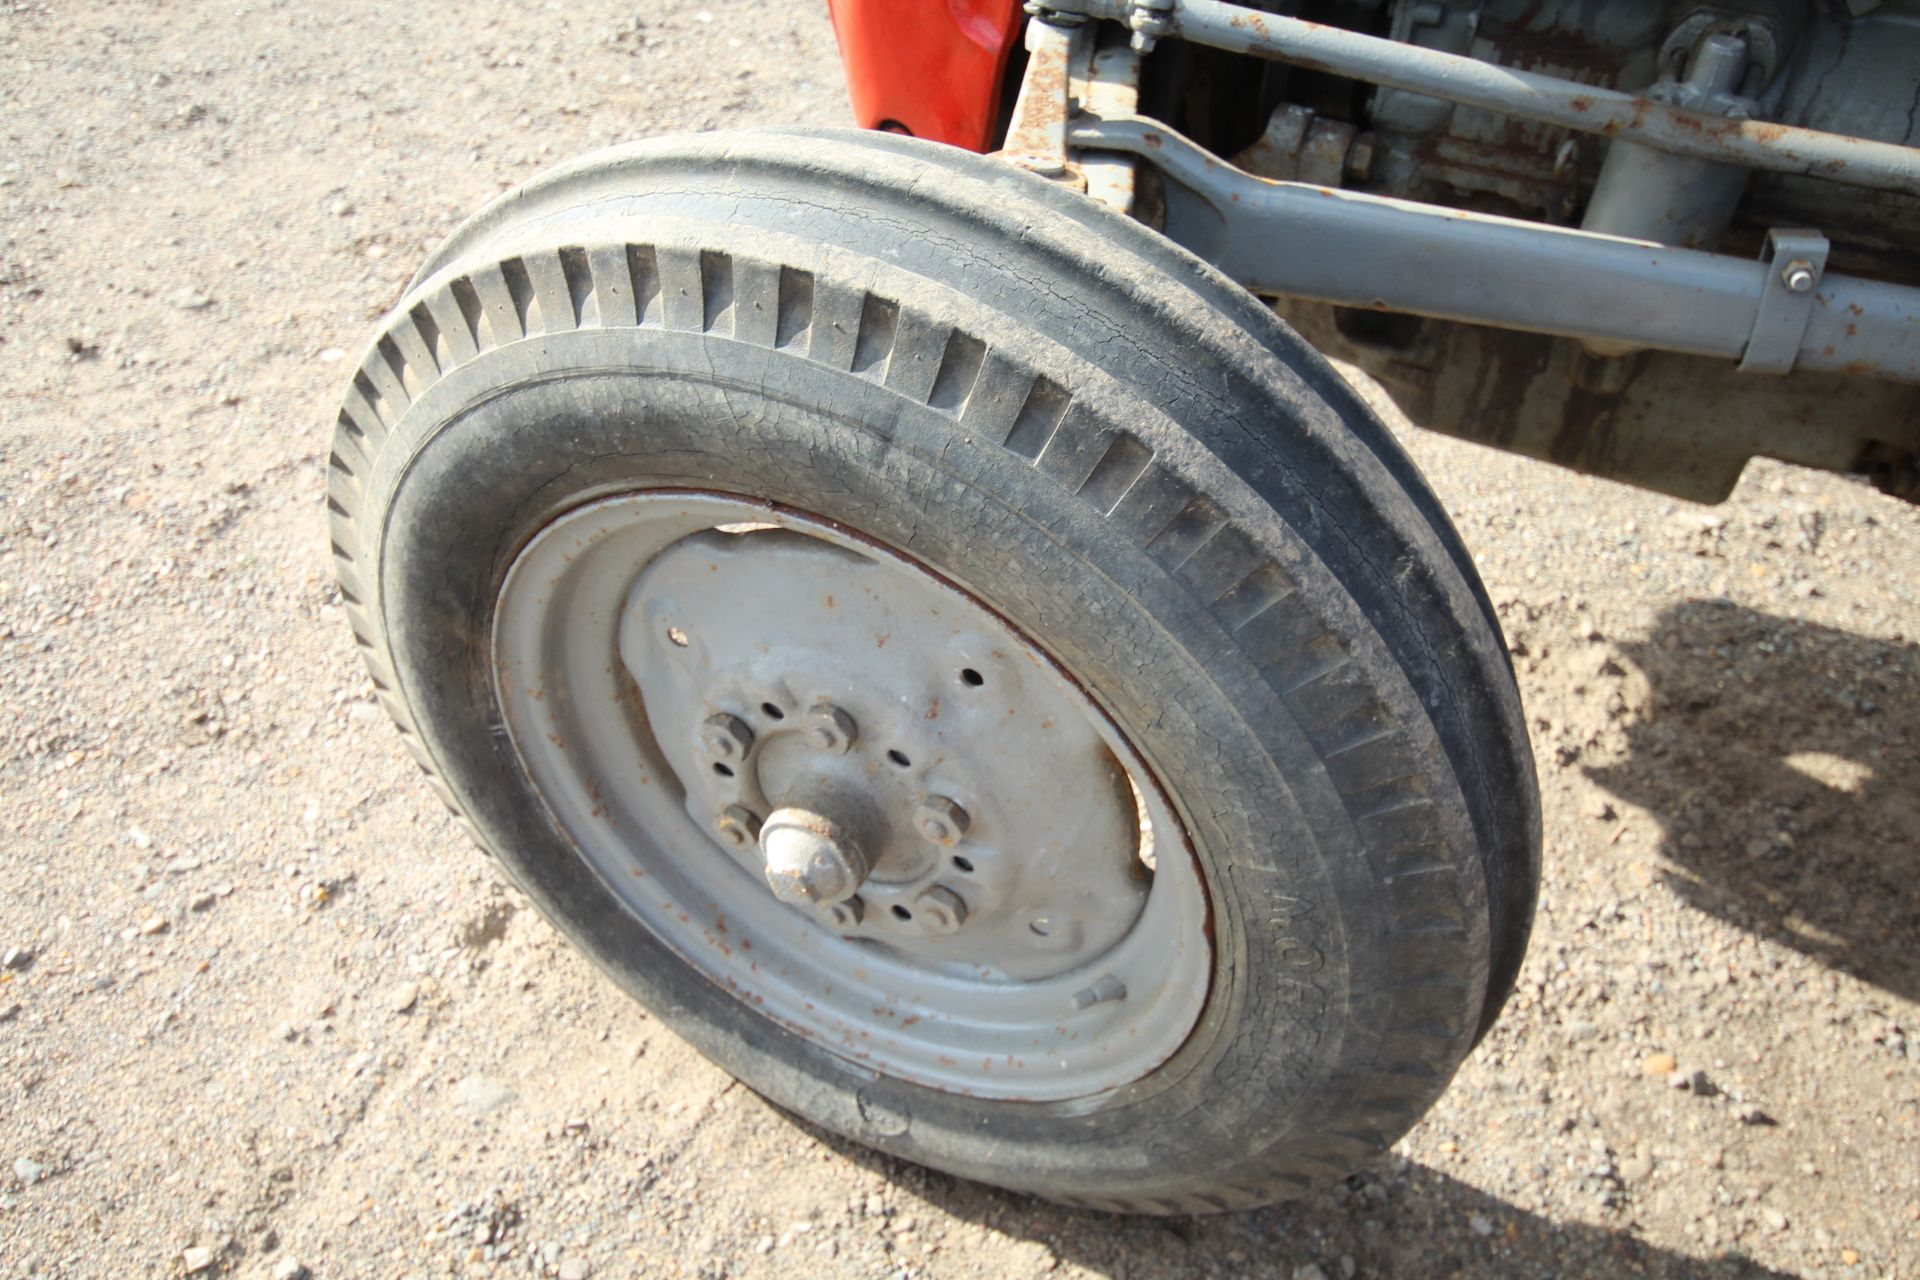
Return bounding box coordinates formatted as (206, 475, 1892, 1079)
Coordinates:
(1579, 32, 1754, 251)
(1231, 102, 1360, 186)
(1076, 34, 1145, 210)
(1278, 297, 1920, 503)
(1748, 7, 1920, 281)
(1739, 228, 1831, 374)
(1072, 115, 1920, 382)
(998, 17, 1082, 176)
(490, 490, 1214, 1100)
(1058, 0, 1920, 195)
(1363, 0, 1652, 223)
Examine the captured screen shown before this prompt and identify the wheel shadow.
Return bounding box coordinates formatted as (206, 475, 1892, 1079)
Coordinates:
(752, 599, 1909, 1276)
(794, 1124, 1791, 1278)
(1586, 599, 1920, 1003)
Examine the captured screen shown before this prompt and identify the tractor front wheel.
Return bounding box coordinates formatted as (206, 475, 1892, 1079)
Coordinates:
(327, 128, 1539, 1213)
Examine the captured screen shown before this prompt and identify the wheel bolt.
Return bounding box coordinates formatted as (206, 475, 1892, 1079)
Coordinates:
(701, 712, 754, 762)
(914, 885, 968, 934)
(803, 703, 857, 755)
(823, 895, 865, 931)
(714, 805, 761, 850)
(912, 795, 970, 847)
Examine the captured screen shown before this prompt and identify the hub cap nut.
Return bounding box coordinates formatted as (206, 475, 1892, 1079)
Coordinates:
(914, 885, 969, 934)
(912, 795, 970, 847)
(701, 713, 754, 762)
(760, 806, 872, 905)
(804, 703, 857, 755)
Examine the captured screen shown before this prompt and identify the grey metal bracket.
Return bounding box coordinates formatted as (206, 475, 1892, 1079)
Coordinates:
(998, 16, 1085, 181)
(1739, 229, 1831, 375)
(1077, 37, 1145, 212)
(1066, 115, 1920, 383)
(999, 17, 1142, 210)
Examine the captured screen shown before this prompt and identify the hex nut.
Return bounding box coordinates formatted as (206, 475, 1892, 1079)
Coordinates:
(823, 895, 866, 931)
(1781, 260, 1817, 293)
(714, 805, 761, 850)
(912, 795, 971, 847)
(1346, 134, 1378, 183)
(803, 703, 857, 755)
(1126, 0, 1173, 52)
(701, 713, 755, 762)
(914, 885, 969, 934)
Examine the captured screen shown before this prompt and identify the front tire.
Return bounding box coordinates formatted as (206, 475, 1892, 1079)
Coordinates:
(327, 128, 1539, 1213)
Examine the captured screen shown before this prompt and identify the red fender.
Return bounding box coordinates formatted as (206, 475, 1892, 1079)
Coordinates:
(826, 0, 1025, 152)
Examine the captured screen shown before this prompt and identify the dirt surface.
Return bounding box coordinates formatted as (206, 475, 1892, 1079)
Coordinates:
(2, 2, 1917, 1278)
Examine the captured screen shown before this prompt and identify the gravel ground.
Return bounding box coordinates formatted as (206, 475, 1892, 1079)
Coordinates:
(2, 2, 1916, 1277)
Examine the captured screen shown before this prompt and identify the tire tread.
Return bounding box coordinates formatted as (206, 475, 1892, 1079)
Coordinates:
(331, 131, 1535, 1212)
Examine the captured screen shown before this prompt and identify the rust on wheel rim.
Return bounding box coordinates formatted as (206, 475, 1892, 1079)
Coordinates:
(491, 490, 1211, 1100)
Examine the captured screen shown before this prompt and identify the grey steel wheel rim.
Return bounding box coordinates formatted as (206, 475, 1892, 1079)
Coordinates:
(491, 491, 1211, 1101)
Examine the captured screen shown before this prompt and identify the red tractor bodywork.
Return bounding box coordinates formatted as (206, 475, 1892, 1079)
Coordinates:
(825, 0, 1023, 153)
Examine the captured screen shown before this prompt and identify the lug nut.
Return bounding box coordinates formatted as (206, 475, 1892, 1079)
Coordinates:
(803, 703, 857, 755)
(913, 885, 969, 934)
(701, 713, 754, 762)
(912, 795, 970, 847)
(714, 804, 761, 850)
(823, 895, 865, 931)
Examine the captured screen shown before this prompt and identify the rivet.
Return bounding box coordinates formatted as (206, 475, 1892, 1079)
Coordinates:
(1024, 911, 1083, 951)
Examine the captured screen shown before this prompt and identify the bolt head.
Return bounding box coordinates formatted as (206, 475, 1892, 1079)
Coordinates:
(1782, 260, 1817, 293)
(912, 795, 971, 847)
(701, 713, 754, 762)
(714, 805, 760, 851)
(803, 703, 857, 755)
(914, 885, 969, 934)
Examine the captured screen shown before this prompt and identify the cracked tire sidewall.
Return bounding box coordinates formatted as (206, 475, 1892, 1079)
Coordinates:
(328, 129, 1541, 1214)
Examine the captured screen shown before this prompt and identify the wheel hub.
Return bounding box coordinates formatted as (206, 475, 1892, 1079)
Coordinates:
(616, 522, 1152, 978)
(490, 492, 1211, 1100)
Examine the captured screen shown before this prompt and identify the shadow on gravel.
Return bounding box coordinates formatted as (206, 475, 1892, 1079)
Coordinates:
(801, 1124, 1791, 1278)
(1588, 599, 1920, 1003)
